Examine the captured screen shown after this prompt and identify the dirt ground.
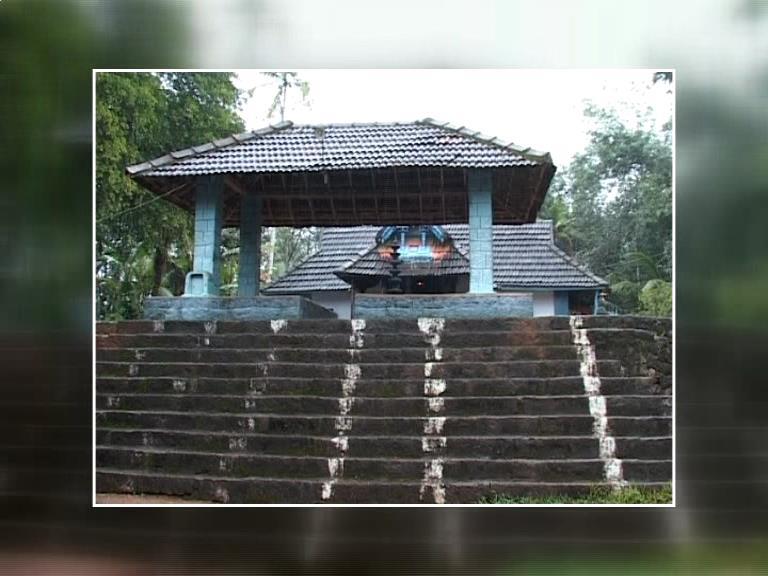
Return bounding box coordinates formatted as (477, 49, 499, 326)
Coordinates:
(95, 493, 215, 504)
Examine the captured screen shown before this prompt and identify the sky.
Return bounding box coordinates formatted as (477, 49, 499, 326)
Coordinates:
(234, 69, 673, 167)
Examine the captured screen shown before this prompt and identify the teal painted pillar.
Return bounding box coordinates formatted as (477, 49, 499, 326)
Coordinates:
(184, 175, 224, 296)
(468, 169, 494, 293)
(238, 193, 262, 296)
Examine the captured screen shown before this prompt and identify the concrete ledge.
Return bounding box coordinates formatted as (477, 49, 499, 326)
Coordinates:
(143, 296, 336, 321)
(353, 293, 533, 319)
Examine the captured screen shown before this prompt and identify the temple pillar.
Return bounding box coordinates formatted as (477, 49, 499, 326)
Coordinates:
(184, 175, 224, 296)
(238, 193, 262, 296)
(468, 169, 494, 293)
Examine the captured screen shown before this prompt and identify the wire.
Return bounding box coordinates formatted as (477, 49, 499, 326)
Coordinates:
(97, 181, 189, 223)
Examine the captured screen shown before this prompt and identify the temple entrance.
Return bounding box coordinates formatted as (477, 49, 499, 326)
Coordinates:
(338, 225, 469, 296)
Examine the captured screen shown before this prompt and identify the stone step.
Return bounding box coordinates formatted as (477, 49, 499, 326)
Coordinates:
(97, 375, 656, 398)
(96, 317, 576, 337)
(97, 429, 623, 459)
(96, 393, 671, 418)
(622, 459, 673, 483)
(96, 468, 669, 504)
(96, 359, 622, 380)
(96, 411, 670, 437)
(98, 447, 644, 481)
(98, 330, 576, 351)
(605, 396, 672, 416)
(96, 394, 601, 417)
(615, 437, 672, 460)
(96, 345, 580, 364)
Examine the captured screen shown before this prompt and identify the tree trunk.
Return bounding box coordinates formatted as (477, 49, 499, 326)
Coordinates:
(152, 245, 167, 296)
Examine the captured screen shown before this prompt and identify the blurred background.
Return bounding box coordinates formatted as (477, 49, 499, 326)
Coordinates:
(2, 0, 768, 573)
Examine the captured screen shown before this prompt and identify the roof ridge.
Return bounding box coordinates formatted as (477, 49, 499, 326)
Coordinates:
(418, 117, 552, 165)
(125, 120, 294, 176)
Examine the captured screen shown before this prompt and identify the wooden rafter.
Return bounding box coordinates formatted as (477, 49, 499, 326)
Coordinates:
(394, 167, 401, 221)
(347, 170, 358, 223)
(440, 167, 447, 222)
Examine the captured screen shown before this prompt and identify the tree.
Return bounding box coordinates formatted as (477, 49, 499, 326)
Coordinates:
(546, 99, 673, 315)
(96, 72, 243, 319)
(260, 72, 313, 284)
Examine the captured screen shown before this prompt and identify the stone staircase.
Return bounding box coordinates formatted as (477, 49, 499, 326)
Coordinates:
(95, 316, 672, 504)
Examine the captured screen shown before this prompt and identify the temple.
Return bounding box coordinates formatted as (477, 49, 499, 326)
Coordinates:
(263, 223, 607, 318)
(126, 119, 606, 320)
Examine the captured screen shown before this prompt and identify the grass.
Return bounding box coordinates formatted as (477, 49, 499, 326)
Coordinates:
(478, 484, 673, 505)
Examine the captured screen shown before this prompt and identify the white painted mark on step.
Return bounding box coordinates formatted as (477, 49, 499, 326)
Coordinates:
(172, 379, 187, 392)
(204, 321, 217, 334)
(424, 416, 446, 435)
(422, 436, 447, 452)
(332, 435, 349, 453)
(128, 364, 139, 376)
(270, 319, 287, 334)
(419, 317, 448, 503)
(328, 457, 344, 478)
(215, 486, 229, 504)
(418, 317, 445, 347)
(338, 397, 354, 415)
(419, 458, 446, 504)
(350, 319, 366, 348)
(229, 437, 247, 451)
(569, 315, 626, 489)
(424, 379, 446, 397)
(335, 416, 352, 432)
(152, 321, 164, 333)
(134, 350, 146, 360)
(428, 397, 445, 414)
(323, 320, 364, 501)
(426, 347, 443, 362)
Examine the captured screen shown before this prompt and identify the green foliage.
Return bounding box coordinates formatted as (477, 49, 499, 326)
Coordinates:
(96, 72, 243, 320)
(479, 484, 672, 504)
(267, 228, 321, 280)
(639, 279, 673, 316)
(545, 97, 672, 315)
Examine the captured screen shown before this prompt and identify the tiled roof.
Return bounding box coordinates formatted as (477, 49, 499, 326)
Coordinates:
(336, 241, 469, 279)
(262, 221, 607, 294)
(126, 119, 551, 177)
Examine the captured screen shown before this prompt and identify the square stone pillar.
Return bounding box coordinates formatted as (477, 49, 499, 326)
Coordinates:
(238, 193, 262, 296)
(468, 169, 494, 293)
(184, 175, 224, 296)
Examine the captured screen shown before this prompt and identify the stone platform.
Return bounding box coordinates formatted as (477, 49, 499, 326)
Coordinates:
(353, 293, 533, 319)
(143, 296, 336, 321)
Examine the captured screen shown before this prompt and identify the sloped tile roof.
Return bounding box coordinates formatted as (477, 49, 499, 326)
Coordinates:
(336, 241, 470, 279)
(262, 221, 607, 294)
(126, 119, 550, 177)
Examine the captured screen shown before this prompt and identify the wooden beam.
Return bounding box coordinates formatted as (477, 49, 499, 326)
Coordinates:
(440, 167, 447, 222)
(303, 172, 316, 222)
(394, 167, 401, 221)
(325, 172, 337, 222)
(523, 164, 549, 222)
(370, 169, 379, 217)
(417, 167, 423, 220)
(348, 170, 358, 223)
(225, 174, 247, 197)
